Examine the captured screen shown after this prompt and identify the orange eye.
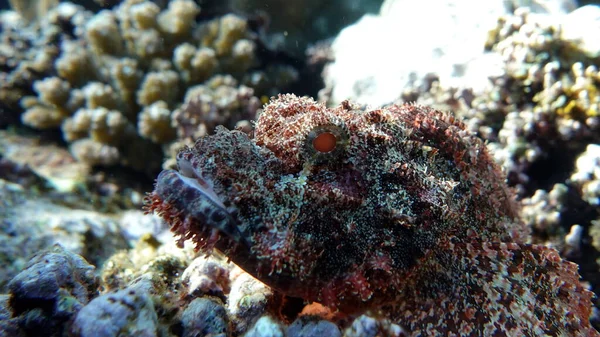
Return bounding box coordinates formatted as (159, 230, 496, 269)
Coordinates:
(312, 132, 337, 153)
(303, 123, 348, 165)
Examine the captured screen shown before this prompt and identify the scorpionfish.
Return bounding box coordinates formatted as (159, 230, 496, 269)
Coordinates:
(145, 94, 598, 336)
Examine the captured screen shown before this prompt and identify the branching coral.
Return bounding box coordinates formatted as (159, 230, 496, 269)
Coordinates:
(145, 94, 598, 336)
(417, 7, 600, 195)
(1, 0, 296, 172)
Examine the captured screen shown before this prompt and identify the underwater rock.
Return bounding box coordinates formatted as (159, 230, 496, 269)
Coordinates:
(70, 280, 158, 337)
(180, 297, 229, 337)
(286, 316, 341, 337)
(343, 315, 405, 337)
(8, 244, 98, 337)
(0, 181, 128, 291)
(227, 271, 273, 335)
(0, 294, 24, 337)
(0, 130, 90, 192)
(181, 254, 232, 299)
(243, 316, 285, 337)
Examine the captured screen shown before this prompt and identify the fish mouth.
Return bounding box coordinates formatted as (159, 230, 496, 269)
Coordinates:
(149, 153, 249, 249)
(176, 152, 228, 210)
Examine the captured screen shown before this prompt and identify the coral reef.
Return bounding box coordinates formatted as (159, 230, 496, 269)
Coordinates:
(399, 8, 600, 307)
(0, 6, 90, 127)
(146, 94, 598, 335)
(3, 0, 600, 336)
(521, 184, 567, 242)
(442, 7, 600, 194)
(322, 0, 577, 107)
(7, 0, 59, 22)
(172, 75, 261, 141)
(1, 0, 297, 173)
(571, 144, 600, 206)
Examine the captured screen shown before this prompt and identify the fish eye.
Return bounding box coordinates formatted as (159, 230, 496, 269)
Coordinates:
(303, 123, 348, 165)
(312, 131, 337, 153)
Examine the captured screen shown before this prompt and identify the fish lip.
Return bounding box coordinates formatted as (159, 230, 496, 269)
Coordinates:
(156, 168, 249, 248)
(174, 153, 228, 210)
(173, 151, 250, 247)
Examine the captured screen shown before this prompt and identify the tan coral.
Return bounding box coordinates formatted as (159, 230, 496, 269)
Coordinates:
(34, 76, 71, 107)
(55, 40, 93, 86)
(157, 0, 200, 37)
(138, 100, 176, 144)
(62, 107, 133, 144)
(85, 10, 124, 56)
(81, 82, 121, 110)
(69, 138, 120, 166)
(4, 0, 287, 174)
(173, 44, 218, 84)
(129, 1, 160, 30)
(20, 77, 73, 129)
(21, 105, 69, 129)
(229, 39, 257, 73)
(136, 70, 180, 107)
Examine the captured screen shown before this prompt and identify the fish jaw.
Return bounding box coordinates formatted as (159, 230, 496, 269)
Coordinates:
(145, 168, 247, 251)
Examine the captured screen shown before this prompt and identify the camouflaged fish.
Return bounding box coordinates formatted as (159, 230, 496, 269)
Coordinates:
(145, 94, 598, 336)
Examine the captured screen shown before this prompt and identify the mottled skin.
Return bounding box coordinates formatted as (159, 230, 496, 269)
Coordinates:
(145, 94, 598, 336)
